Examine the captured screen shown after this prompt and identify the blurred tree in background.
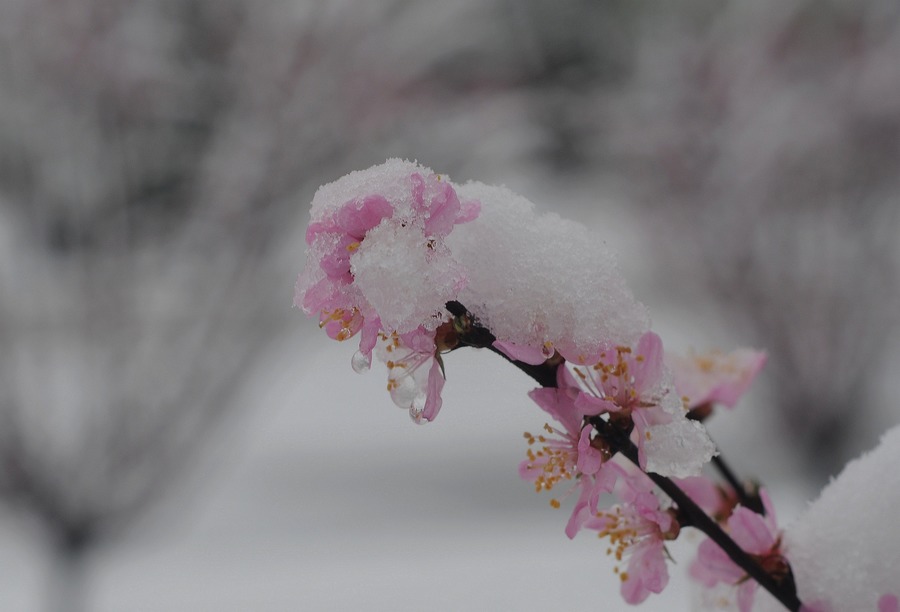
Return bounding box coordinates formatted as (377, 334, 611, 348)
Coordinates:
(610, 0, 900, 482)
(0, 1, 640, 608)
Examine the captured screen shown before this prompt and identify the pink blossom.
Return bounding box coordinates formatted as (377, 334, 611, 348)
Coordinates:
(584, 472, 680, 605)
(690, 488, 786, 612)
(568, 332, 674, 469)
(520, 385, 624, 536)
(492, 340, 554, 365)
(880, 594, 899, 612)
(376, 328, 445, 423)
(667, 348, 766, 411)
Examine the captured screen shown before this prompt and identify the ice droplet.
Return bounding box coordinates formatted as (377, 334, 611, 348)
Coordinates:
(541, 343, 555, 360)
(351, 351, 371, 373)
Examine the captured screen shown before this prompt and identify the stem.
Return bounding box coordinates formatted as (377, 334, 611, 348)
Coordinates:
(46, 543, 87, 612)
(445, 302, 803, 612)
(712, 454, 765, 515)
(689, 411, 765, 515)
(485, 344, 559, 388)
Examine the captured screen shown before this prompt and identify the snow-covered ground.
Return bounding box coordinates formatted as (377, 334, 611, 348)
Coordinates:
(0, 336, 689, 611)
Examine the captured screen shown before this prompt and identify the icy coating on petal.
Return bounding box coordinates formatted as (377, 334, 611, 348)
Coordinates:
(567, 332, 715, 477)
(643, 371, 716, 477)
(644, 417, 717, 478)
(446, 181, 651, 362)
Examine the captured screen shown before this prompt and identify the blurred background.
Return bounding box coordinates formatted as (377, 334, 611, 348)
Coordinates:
(1, 0, 898, 610)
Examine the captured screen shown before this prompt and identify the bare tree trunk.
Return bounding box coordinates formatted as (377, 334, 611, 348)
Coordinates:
(45, 545, 86, 612)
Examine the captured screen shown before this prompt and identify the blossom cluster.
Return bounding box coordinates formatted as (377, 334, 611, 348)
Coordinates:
(296, 160, 899, 611)
(520, 339, 774, 605)
(295, 160, 710, 474)
(295, 160, 479, 422)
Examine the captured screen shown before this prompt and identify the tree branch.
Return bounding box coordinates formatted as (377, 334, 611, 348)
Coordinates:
(446, 301, 802, 612)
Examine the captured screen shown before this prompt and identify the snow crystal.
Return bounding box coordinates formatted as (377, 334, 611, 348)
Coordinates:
(351, 220, 463, 334)
(645, 418, 717, 479)
(775, 424, 900, 609)
(446, 181, 651, 362)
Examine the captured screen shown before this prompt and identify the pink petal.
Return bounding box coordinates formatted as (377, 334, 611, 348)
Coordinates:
(456, 199, 481, 223)
(708, 350, 767, 407)
(421, 357, 445, 422)
(423, 182, 461, 237)
(336, 195, 393, 239)
(493, 340, 547, 365)
(574, 391, 620, 416)
(736, 580, 757, 612)
(632, 332, 665, 393)
(693, 538, 745, 585)
(319, 234, 358, 280)
(556, 342, 605, 367)
(527, 387, 581, 437)
(593, 462, 625, 503)
(622, 540, 669, 604)
(621, 571, 652, 605)
(400, 327, 436, 354)
(358, 317, 382, 359)
(564, 478, 594, 539)
(295, 274, 333, 313)
(576, 427, 603, 475)
(675, 476, 723, 516)
(879, 594, 899, 612)
(728, 507, 777, 554)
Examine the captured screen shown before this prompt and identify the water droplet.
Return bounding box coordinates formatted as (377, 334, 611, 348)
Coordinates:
(408, 406, 425, 424)
(390, 376, 418, 409)
(351, 351, 371, 373)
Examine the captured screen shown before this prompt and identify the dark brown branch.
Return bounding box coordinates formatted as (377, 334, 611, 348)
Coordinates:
(711, 454, 765, 516)
(590, 418, 799, 611)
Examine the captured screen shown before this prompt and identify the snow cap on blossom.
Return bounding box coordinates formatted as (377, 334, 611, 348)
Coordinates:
(757, 424, 900, 611)
(446, 181, 651, 364)
(668, 348, 767, 410)
(295, 158, 479, 351)
(294, 159, 479, 423)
